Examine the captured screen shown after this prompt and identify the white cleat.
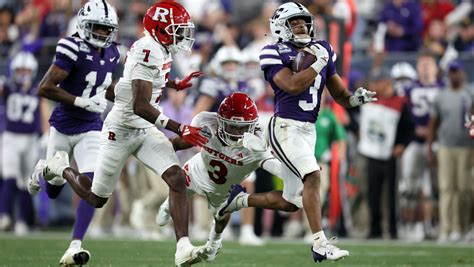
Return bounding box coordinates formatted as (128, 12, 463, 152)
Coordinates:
(44, 151, 69, 180)
(201, 240, 222, 261)
(175, 243, 207, 266)
(312, 237, 349, 262)
(27, 160, 46, 195)
(156, 198, 171, 227)
(59, 247, 91, 266)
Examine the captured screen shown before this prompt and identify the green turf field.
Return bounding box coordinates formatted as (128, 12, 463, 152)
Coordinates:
(0, 233, 472, 267)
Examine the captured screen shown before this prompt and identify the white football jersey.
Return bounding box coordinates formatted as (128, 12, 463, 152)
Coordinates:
(107, 34, 172, 128)
(185, 112, 272, 196)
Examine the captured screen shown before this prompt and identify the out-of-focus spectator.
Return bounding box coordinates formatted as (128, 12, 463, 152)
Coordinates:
(453, 19, 474, 53)
(38, 0, 72, 38)
(423, 19, 449, 57)
(374, 0, 423, 52)
(397, 54, 442, 241)
(444, 0, 472, 27)
(390, 61, 417, 94)
(0, 6, 17, 58)
(358, 69, 414, 239)
(352, 0, 384, 53)
(193, 45, 244, 114)
(421, 0, 455, 37)
(428, 60, 473, 243)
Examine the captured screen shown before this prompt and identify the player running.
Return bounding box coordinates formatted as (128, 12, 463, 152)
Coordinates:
(27, 1, 120, 265)
(255, 2, 376, 262)
(38, 1, 209, 266)
(156, 92, 291, 261)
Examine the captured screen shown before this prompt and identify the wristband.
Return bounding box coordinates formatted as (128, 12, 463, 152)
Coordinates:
(350, 95, 366, 107)
(154, 113, 170, 128)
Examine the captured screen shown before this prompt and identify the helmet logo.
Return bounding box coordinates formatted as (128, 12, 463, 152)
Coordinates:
(272, 8, 284, 19)
(152, 7, 170, 23)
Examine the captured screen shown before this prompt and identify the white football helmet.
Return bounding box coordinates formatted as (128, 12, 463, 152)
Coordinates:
(390, 62, 417, 80)
(77, 0, 119, 48)
(269, 2, 315, 46)
(211, 46, 242, 81)
(241, 48, 262, 79)
(10, 52, 38, 85)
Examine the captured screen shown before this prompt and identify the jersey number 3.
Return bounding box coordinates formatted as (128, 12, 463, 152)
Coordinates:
(299, 74, 321, 111)
(208, 160, 228, 184)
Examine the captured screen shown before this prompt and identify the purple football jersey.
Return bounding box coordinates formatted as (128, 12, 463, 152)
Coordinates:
(403, 80, 444, 140)
(0, 91, 5, 133)
(259, 40, 337, 123)
(49, 36, 120, 135)
(3, 82, 41, 134)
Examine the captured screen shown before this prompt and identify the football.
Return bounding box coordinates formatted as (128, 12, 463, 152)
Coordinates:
(292, 50, 316, 72)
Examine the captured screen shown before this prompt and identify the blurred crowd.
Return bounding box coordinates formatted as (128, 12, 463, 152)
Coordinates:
(0, 0, 473, 245)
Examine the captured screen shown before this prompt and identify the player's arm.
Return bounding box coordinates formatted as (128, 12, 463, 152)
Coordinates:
(38, 65, 106, 113)
(132, 79, 208, 146)
(326, 74, 354, 108)
(105, 80, 117, 102)
(273, 67, 318, 95)
(169, 136, 193, 151)
(131, 79, 181, 133)
(37, 65, 76, 105)
(271, 44, 330, 95)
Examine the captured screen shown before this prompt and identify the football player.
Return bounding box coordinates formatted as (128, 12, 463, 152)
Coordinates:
(398, 53, 443, 240)
(0, 52, 41, 234)
(156, 92, 292, 261)
(256, 2, 376, 262)
(26, 1, 120, 265)
(38, 1, 209, 266)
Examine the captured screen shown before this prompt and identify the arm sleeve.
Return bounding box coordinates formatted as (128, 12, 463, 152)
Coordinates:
(259, 45, 286, 82)
(131, 63, 160, 82)
(53, 38, 79, 73)
(395, 102, 415, 146)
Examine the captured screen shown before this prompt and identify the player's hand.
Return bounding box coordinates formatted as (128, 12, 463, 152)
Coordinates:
(179, 124, 208, 147)
(242, 132, 268, 152)
(74, 95, 107, 113)
(305, 44, 329, 73)
(173, 71, 203, 91)
(349, 87, 378, 107)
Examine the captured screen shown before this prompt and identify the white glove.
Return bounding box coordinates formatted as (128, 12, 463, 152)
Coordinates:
(74, 93, 107, 113)
(242, 132, 268, 152)
(305, 44, 329, 74)
(349, 87, 378, 107)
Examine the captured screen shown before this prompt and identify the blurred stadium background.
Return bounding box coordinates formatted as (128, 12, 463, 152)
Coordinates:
(0, 0, 473, 266)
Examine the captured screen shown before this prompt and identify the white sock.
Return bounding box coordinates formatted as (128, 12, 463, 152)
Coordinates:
(209, 223, 222, 242)
(241, 224, 255, 237)
(177, 236, 191, 248)
(312, 231, 327, 248)
(70, 240, 82, 249)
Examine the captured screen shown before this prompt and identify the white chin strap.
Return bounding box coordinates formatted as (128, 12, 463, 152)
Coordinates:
(293, 35, 311, 45)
